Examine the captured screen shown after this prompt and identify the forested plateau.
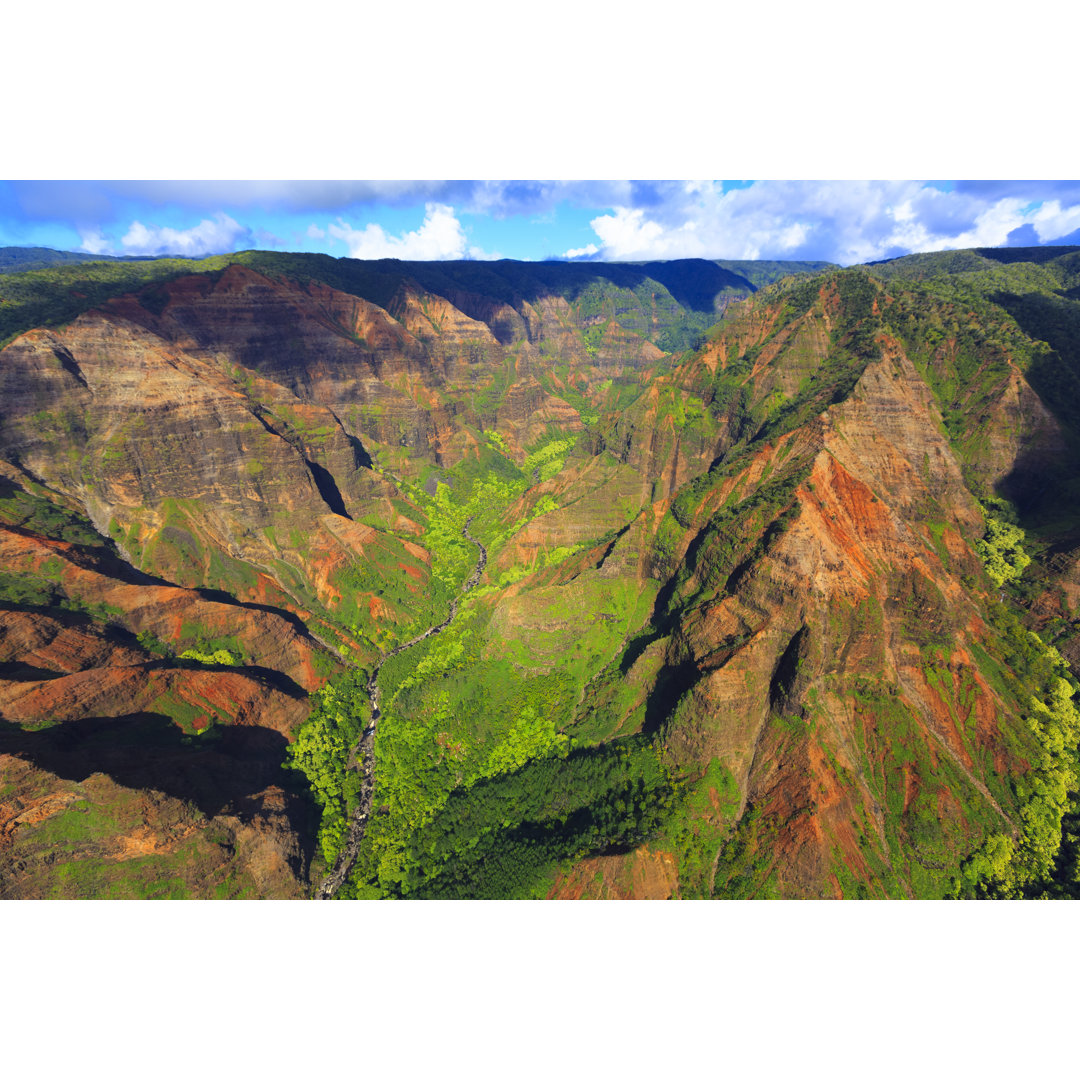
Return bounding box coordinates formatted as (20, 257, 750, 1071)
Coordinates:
(2, 245, 1080, 899)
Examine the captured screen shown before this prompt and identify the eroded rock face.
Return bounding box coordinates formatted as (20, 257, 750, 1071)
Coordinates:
(546, 277, 1068, 898)
(0, 525, 323, 695)
(0, 746, 314, 900)
(0, 260, 700, 897)
(1, 256, 1076, 899)
(548, 844, 679, 900)
(0, 529, 316, 897)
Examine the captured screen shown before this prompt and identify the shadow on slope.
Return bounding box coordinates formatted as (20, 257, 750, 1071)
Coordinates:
(0, 712, 315, 829)
(990, 289, 1080, 527)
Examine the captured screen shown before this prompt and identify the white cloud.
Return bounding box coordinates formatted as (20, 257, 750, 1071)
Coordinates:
(120, 212, 251, 256)
(590, 207, 675, 259)
(947, 198, 1030, 249)
(328, 202, 472, 260)
(77, 228, 109, 255)
(566, 181, 1080, 266)
(35, 180, 1080, 271)
(776, 222, 808, 251)
(1033, 199, 1080, 242)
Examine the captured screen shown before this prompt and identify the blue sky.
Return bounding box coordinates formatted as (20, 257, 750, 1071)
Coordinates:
(3, 180, 1080, 267)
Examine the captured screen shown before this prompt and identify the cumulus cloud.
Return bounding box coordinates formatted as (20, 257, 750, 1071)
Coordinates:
(120, 212, 252, 256)
(77, 228, 109, 255)
(1032, 199, 1080, 243)
(590, 207, 671, 258)
(328, 202, 477, 260)
(567, 180, 1080, 265)
(14, 179, 1080, 269)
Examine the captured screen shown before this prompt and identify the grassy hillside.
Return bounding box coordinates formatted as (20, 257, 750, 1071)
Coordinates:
(0, 246, 162, 274)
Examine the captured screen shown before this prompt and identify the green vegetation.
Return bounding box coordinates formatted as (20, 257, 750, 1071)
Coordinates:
(0, 478, 109, 548)
(659, 463, 809, 612)
(0, 254, 231, 347)
(282, 398, 666, 893)
(178, 647, 240, 667)
(711, 804, 785, 899)
(663, 758, 741, 898)
(0, 246, 144, 274)
(360, 603, 579, 883)
(3, 790, 260, 899)
(352, 735, 676, 899)
(329, 542, 433, 647)
(176, 625, 246, 665)
(136, 629, 173, 657)
(284, 672, 369, 867)
(9, 246, 1080, 902)
(956, 603, 1080, 898)
(0, 570, 61, 609)
(232, 251, 726, 356)
(976, 498, 1031, 588)
(714, 258, 838, 288)
(0, 569, 123, 626)
(864, 248, 1080, 527)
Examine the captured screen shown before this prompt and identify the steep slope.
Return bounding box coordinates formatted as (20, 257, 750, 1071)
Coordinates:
(3, 251, 1079, 899)
(321, 266, 1080, 900)
(0, 481, 323, 898)
(547, 266, 1080, 898)
(0, 255, 743, 896)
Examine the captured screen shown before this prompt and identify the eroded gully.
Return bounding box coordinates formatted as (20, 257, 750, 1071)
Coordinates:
(315, 517, 488, 899)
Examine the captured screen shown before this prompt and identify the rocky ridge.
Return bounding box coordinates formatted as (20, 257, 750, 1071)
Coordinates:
(2, 251, 1079, 898)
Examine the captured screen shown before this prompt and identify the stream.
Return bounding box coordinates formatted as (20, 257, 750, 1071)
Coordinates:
(315, 516, 488, 899)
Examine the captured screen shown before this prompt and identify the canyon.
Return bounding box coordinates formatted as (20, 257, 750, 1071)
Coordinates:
(1, 246, 1079, 898)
